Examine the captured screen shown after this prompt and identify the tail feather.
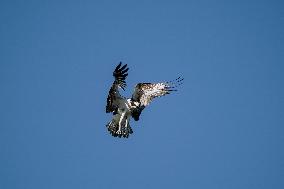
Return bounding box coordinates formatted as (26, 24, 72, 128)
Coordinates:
(106, 119, 133, 138)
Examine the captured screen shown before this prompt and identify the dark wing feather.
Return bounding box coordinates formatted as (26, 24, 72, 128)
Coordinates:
(106, 62, 129, 113)
(132, 77, 183, 107)
(131, 105, 145, 121)
(113, 62, 129, 90)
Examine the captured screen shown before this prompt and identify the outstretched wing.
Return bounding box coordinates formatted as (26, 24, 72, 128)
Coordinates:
(106, 62, 129, 113)
(132, 77, 183, 107)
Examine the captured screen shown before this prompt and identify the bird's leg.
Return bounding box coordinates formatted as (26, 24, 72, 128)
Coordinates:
(125, 118, 128, 129)
(117, 112, 125, 134)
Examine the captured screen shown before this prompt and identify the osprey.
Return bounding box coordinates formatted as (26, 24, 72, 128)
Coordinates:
(106, 62, 183, 138)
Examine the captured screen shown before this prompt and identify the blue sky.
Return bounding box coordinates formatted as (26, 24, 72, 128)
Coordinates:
(0, 0, 283, 189)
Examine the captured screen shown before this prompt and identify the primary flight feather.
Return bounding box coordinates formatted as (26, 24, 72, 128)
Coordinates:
(106, 62, 183, 138)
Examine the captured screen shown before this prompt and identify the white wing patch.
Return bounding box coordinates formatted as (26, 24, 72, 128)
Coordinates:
(132, 77, 183, 107)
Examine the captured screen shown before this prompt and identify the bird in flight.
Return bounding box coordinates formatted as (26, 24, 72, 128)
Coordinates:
(106, 62, 183, 138)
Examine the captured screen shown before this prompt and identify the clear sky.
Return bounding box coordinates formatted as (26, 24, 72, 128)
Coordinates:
(0, 0, 283, 189)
